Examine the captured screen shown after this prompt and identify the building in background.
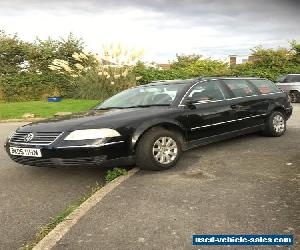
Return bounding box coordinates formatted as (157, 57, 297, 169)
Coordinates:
(158, 64, 171, 70)
(229, 55, 257, 66)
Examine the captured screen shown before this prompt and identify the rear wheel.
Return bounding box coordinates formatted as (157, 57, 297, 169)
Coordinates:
(263, 111, 286, 137)
(136, 127, 182, 171)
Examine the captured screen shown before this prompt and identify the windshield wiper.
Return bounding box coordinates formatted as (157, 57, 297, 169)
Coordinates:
(124, 104, 170, 108)
(93, 107, 128, 110)
(94, 104, 170, 110)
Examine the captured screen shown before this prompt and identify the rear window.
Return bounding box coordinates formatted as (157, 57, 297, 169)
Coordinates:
(223, 80, 256, 97)
(250, 79, 280, 94)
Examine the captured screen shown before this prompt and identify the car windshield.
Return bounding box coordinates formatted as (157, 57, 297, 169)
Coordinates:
(95, 83, 186, 109)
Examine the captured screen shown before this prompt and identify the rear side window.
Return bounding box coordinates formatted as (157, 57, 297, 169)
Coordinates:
(250, 79, 280, 94)
(223, 80, 256, 97)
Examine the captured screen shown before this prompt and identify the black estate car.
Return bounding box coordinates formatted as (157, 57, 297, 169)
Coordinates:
(5, 77, 293, 170)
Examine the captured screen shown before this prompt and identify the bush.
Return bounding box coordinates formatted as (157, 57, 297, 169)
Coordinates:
(72, 69, 137, 100)
(1, 30, 299, 102)
(0, 72, 72, 102)
(133, 57, 231, 85)
(232, 46, 300, 81)
(134, 66, 190, 85)
(48, 45, 142, 100)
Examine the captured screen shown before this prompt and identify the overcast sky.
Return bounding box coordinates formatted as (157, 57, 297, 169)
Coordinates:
(0, 0, 299, 62)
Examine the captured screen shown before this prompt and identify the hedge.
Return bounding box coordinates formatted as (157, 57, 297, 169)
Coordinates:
(0, 72, 73, 102)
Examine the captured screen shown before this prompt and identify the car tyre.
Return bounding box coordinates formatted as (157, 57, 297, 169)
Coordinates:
(289, 91, 300, 103)
(263, 111, 286, 137)
(136, 127, 182, 171)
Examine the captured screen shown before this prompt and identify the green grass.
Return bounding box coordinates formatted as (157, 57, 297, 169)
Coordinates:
(0, 99, 100, 120)
(105, 167, 128, 183)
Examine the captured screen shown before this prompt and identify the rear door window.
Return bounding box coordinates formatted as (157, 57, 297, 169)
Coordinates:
(223, 79, 256, 98)
(249, 79, 280, 94)
(188, 80, 230, 101)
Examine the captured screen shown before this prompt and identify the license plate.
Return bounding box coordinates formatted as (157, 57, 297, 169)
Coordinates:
(9, 147, 42, 157)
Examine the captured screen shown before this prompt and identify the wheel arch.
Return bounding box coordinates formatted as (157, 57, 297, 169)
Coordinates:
(289, 89, 300, 94)
(272, 106, 286, 114)
(131, 120, 187, 153)
(268, 103, 288, 118)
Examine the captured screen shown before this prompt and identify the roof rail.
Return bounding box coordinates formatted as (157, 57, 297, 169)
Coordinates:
(151, 80, 167, 82)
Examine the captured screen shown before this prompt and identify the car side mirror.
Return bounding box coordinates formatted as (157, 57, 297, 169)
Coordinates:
(183, 97, 198, 106)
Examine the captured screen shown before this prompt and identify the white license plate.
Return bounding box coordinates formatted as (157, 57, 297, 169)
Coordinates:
(9, 147, 42, 157)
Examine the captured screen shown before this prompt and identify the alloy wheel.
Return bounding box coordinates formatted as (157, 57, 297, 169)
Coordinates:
(273, 114, 285, 133)
(152, 136, 178, 164)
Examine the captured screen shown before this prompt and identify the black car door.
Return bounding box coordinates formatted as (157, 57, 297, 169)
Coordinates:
(221, 79, 268, 129)
(182, 80, 236, 142)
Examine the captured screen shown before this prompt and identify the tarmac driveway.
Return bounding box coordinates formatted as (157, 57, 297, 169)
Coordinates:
(0, 123, 107, 249)
(55, 104, 300, 250)
(1, 105, 299, 249)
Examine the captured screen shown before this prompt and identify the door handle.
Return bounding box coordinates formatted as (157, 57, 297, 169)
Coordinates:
(231, 104, 243, 109)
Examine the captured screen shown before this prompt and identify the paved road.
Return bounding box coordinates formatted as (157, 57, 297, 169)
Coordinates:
(0, 123, 107, 249)
(55, 104, 300, 250)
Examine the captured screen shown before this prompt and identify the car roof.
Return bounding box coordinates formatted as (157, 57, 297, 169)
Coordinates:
(146, 79, 196, 86)
(203, 76, 265, 80)
(146, 76, 266, 86)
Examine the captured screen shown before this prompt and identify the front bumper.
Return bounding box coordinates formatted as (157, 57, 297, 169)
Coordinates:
(5, 140, 135, 168)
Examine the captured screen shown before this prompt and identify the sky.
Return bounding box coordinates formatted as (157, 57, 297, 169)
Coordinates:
(0, 0, 299, 63)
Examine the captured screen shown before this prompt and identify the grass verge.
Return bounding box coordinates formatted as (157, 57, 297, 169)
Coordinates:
(0, 99, 99, 120)
(105, 167, 128, 183)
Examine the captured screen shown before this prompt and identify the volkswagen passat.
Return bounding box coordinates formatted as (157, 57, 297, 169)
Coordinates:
(5, 77, 293, 170)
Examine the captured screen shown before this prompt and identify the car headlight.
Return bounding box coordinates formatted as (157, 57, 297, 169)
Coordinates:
(64, 129, 121, 141)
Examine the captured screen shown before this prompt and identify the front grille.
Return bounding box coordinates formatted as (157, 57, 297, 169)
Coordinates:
(9, 132, 63, 145)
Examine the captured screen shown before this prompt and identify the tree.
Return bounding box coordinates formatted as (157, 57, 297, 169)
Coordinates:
(291, 40, 300, 63)
(170, 53, 230, 77)
(48, 43, 144, 99)
(27, 33, 91, 74)
(0, 32, 90, 101)
(0, 30, 31, 75)
(56, 33, 85, 64)
(233, 43, 300, 80)
(26, 38, 59, 73)
(171, 54, 203, 70)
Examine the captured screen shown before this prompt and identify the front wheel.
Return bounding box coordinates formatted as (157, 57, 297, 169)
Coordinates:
(136, 127, 182, 171)
(263, 111, 286, 137)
